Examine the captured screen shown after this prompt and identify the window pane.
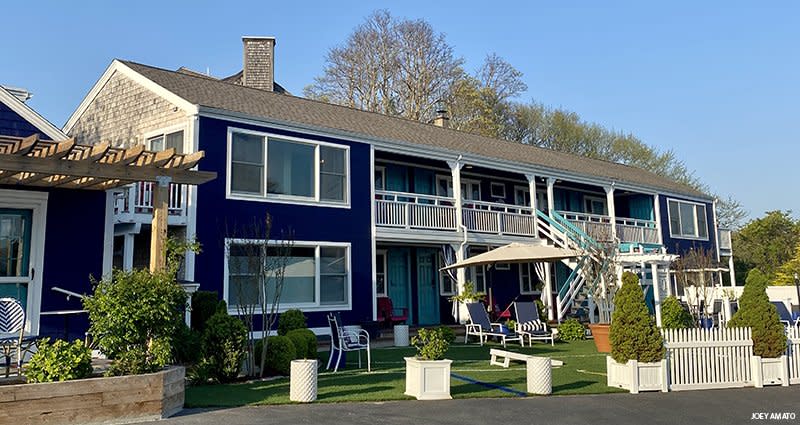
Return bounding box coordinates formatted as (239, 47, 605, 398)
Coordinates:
(679, 202, 696, 236)
(374, 170, 385, 191)
(320, 275, 346, 304)
(697, 205, 708, 238)
(267, 139, 314, 197)
(320, 247, 346, 274)
(232, 132, 264, 163)
(320, 146, 345, 174)
(320, 174, 345, 201)
(275, 250, 316, 304)
(148, 135, 164, 152)
(166, 131, 184, 154)
(231, 163, 263, 194)
(668, 201, 681, 235)
(228, 275, 260, 307)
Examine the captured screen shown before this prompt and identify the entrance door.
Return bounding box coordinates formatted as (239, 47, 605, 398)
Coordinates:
(387, 248, 411, 324)
(416, 248, 440, 325)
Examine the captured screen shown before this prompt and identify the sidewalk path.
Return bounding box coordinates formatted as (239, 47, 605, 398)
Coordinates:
(151, 385, 799, 425)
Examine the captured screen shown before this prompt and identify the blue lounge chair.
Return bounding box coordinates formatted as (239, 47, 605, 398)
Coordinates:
(326, 313, 370, 373)
(464, 303, 520, 347)
(771, 301, 800, 329)
(513, 301, 555, 346)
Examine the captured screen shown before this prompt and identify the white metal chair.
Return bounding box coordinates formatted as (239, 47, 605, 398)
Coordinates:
(464, 303, 520, 347)
(0, 298, 36, 377)
(326, 313, 370, 373)
(513, 301, 555, 346)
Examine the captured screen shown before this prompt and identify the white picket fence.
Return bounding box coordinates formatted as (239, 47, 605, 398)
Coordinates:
(789, 327, 800, 385)
(663, 328, 754, 391)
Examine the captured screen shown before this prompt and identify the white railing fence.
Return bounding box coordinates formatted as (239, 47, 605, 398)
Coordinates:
(114, 182, 186, 216)
(616, 217, 660, 244)
(663, 327, 754, 391)
(558, 211, 613, 242)
(789, 327, 800, 385)
(375, 191, 457, 231)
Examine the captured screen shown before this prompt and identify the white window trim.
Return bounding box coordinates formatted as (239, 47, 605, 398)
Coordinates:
(142, 124, 189, 153)
(490, 182, 506, 199)
(583, 195, 607, 215)
(513, 185, 530, 207)
(436, 175, 481, 200)
(376, 249, 388, 297)
(519, 263, 540, 295)
(223, 238, 352, 314)
(666, 198, 710, 241)
(226, 127, 351, 209)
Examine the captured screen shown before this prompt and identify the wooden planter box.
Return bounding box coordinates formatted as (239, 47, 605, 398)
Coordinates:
(606, 357, 668, 394)
(0, 366, 184, 425)
(751, 355, 789, 388)
(404, 357, 452, 400)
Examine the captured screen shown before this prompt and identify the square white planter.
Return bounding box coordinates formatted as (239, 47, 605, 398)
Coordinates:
(404, 357, 452, 400)
(606, 357, 668, 394)
(751, 355, 789, 388)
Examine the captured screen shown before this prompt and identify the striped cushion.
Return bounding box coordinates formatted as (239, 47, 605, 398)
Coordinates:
(518, 320, 546, 333)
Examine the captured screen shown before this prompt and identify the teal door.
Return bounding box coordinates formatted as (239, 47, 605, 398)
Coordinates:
(0, 209, 32, 309)
(416, 248, 440, 325)
(387, 248, 411, 324)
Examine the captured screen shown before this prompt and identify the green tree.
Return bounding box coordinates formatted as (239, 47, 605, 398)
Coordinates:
(732, 211, 800, 281)
(727, 270, 787, 358)
(660, 296, 694, 329)
(609, 272, 664, 363)
(773, 243, 800, 286)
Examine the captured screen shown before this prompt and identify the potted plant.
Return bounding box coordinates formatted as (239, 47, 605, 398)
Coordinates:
(451, 281, 485, 323)
(606, 272, 667, 393)
(404, 327, 452, 400)
(727, 270, 789, 387)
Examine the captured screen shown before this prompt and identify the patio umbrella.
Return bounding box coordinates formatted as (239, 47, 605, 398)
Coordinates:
(440, 243, 580, 271)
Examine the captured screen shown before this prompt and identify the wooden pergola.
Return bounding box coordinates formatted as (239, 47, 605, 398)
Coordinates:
(0, 134, 216, 272)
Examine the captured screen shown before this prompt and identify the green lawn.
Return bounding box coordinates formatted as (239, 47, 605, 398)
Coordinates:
(186, 340, 623, 407)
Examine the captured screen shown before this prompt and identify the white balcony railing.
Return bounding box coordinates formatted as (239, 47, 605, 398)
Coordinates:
(718, 228, 733, 252)
(461, 200, 536, 236)
(558, 211, 660, 245)
(375, 191, 457, 231)
(114, 181, 187, 218)
(558, 211, 614, 242)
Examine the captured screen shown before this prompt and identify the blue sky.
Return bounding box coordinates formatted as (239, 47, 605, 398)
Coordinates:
(2, 1, 797, 219)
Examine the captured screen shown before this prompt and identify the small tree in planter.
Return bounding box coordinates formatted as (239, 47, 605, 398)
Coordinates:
(661, 296, 694, 329)
(607, 271, 667, 393)
(405, 328, 452, 400)
(727, 269, 789, 386)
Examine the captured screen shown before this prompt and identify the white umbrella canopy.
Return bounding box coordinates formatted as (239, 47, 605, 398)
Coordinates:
(440, 243, 580, 271)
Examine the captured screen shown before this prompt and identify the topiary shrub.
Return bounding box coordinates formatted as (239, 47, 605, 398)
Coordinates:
(609, 272, 665, 363)
(191, 290, 219, 331)
(727, 269, 787, 358)
(661, 296, 694, 329)
(278, 309, 307, 336)
(263, 335, 296, 375)
(26, 338, 93, 383)
(438, 326, 456, 344)
(286, 328, 318, 359)
(84, 268, 187, 375)
(558, 318, 586, 341)
(411, 328, 450, 361)
(202, 305, 248, 383)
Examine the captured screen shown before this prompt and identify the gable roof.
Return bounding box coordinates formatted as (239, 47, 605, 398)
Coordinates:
(0, 85, 67, 141)
(114, 60, 707, 199)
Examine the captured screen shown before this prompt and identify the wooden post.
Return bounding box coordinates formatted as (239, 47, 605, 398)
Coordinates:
(150, 176, 171, 272)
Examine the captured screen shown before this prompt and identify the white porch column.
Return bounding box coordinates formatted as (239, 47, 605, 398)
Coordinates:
(123, 233, 135, 271)
(653, 195, 664, 245)
(605, 185, 617, 242)
(546, 177, 556, 216)
(544, 264, 555, 321)
(447, 160, 465, 230)
(651, 263, 662, 327)
(447, 159, 468, 323)
(525, 174, 538, 234)
(728, 256, 737, 287)
(451, 243, 468, 323)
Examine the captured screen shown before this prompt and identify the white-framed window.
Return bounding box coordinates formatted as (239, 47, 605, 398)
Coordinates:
(490, 182, 506, 199)
(667, 199, 709, 240)
(519, 263, 537, 294)
(227, 128, 350, 206)
(514, 186, 531, 207)
(375, 250, 387, 297)
(224, 239, 351, 312)
(436, 176, 481, 200)
(374, 166, 386, 192)
(465, 246, 487, 293)
(584, 195, 607, 215)
(146, 128, 185, 154)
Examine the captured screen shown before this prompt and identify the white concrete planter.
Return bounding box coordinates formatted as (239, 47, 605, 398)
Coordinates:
(606, 357, 668, 394)
(394, 324, 410, 347)
(751, 355, 789, 388)
(289, 359, 318, 402)
(404, 357, 452, 400)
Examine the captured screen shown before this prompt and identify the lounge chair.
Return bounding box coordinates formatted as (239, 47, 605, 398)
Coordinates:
(0, 298, 37, 377)
(326, 313, 370, 373)
(464, 302, 521, 347)
(771, 301, 800, 329)
(513, 301, 555, 346)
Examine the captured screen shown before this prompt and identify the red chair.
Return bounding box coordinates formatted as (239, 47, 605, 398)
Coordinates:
(376, 297, 408, 327)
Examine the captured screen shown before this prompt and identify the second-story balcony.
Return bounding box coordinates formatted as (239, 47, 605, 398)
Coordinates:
(114, 181, 188, 225)
(558, 211, 660, 246)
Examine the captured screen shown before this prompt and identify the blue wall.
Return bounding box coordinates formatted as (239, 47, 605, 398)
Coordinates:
(658, 194, 718, 258)
(0, 103, 52, 140)
(194, 117, 373, 330)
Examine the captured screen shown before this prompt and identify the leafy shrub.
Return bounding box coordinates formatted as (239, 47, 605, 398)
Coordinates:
(438, 326, 456, 344)
(661, 296, 694, 329)
(558, 319, 585, 341)
(286, 329, 318, 359)
(534, 299, 547, 321)
(264, 335, 296, 375)
(727, 269, 787, 358)
(278, 309, 307, 336)
(191, 291, 219, 331)
(203, 308, 248, 382)
(84, 269, 186, 375)
(26, 338, 93, 383)
(173, 323, 203, 365)
(450, 281, 485, 303)
(609, 272, 665, 363)
(411, 328, 450, 361)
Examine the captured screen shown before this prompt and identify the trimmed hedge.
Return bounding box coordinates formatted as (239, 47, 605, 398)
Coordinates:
(191, 290, 219, 331)
(278, 309, 307, 336)
(558, 319, 586, 341)
(661, 296, 694, 329)
(286, 328, 318, 359)
(727, 269, 787, 358)
(202, 306, 248, 383)
(264, 335, 296, 375)
(609, 272, 664, 363)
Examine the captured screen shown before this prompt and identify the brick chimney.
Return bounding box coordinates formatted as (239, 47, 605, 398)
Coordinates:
(242, 36, 276, 91)
(432, 107, 450, 128)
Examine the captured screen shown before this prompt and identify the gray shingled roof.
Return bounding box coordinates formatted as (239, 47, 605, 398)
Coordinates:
(121, 60, 707, 199)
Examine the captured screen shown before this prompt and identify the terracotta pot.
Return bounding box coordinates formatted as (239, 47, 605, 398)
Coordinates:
(588, 323, 611, 353)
